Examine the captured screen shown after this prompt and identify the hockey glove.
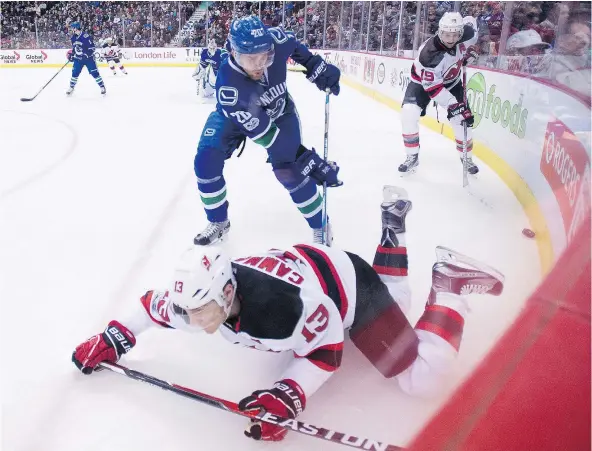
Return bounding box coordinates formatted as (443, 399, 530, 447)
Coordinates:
(304, 54, 341, 96)
(238, 379, 306, 441)
(72, 320, 136, 374)
(463, 45, 478, 66)
(66, 50, 74, 62)
(296, 146, 343, 187)
(447, 102, 474, 127)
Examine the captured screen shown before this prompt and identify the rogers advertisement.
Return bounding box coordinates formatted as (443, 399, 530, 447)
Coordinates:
(540, 119, 591, 240)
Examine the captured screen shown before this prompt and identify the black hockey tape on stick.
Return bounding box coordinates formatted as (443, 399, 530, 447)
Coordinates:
(98, 362, 403, 450)
(20, 60, 70, 102)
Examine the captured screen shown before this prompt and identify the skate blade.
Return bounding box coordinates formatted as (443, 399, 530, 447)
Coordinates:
(398, 167, 418, 178)
(435, 246, 505, 283)
(383, 185, 409, 203)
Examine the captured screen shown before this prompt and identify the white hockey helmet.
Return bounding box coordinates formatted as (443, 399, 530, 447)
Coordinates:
(207, 38, 217, 53)
(438, 12, 464, 44)
(105, 37, 113, 44)
(169, 246, 237, 316)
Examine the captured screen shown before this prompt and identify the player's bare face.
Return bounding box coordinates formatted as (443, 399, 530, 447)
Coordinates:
(440, 31, 461, 48)
(186, 281, 236, 333)
(187, 301, 226, 333)
(235, 49, 274, 80)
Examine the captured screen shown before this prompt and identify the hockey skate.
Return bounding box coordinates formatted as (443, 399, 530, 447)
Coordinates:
(380, 185, 412, 247)
(66, 86, 75, 96)
(100, 86, 107, 96)
(193, 220, 230, 246)
(461, 154, 479, 175)
(312, 220, 333, 246)
(398, 154, 419, 174)
(428, 246, 504, 304)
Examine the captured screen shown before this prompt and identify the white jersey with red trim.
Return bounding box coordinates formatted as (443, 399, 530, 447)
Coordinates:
(101, 43, 121, 60)
(410, 18, 478, 108)
(121, 244, 358, 399)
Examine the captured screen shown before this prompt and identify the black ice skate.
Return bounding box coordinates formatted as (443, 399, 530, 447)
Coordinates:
(100, 86, 107, 96)
(312, 220, 333, 246)
(193, 220, 230, 246)
(398, 154, 419, 174)
(428, 246, 504, 304)
(461, 154, 479, 175)
(381, 185, 412, 247)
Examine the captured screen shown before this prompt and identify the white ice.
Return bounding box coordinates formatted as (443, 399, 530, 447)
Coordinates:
(0, 67, 541, 451)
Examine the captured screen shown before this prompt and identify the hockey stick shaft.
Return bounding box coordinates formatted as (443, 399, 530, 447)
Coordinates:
(322, 90, 330, 245)
(461, 64, 469, 187)
(98, 362, 403, 451)
(20, 60, 70, 102)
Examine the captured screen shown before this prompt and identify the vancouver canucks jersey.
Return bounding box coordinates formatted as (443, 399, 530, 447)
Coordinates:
(199, 48, 227, 74)
(71, 32, 96, 61)
(215, 27, 314, 150)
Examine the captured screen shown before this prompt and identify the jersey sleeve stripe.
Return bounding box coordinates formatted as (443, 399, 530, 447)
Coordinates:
(296, 342, 343, 372)
(140, 291, 173, 329)
(293, 245, 349, 321)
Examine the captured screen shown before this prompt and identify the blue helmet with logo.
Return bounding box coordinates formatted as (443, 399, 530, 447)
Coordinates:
(69, 21, 81, 30)
(229, 16, 273, 54)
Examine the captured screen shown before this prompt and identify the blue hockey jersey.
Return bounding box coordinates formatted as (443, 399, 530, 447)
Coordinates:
(71, 32, 96, 61)
(215, 28, 314, 149)
(199, 48, 228, 75)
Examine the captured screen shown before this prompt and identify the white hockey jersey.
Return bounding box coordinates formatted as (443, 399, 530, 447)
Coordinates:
(101, 43, 121, 60)
(410, 17, 478, 107)
(122, 244, 360, 399)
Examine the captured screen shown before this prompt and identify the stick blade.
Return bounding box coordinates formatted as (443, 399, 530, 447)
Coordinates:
(20, 97, 34, 102)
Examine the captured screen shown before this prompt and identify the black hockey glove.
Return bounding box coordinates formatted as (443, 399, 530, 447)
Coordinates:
(447, 102, 474, 127)
(296, 146, 343, 187)
(304, 54, 340, 96)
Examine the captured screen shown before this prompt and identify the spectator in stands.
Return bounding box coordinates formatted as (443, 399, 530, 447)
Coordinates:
(539, 2, 570, 45)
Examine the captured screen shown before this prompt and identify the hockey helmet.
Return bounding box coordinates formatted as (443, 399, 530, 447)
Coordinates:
(229, 16, 274, 72)
(169, 246, 237, 317)
(438, 12, 463, 46)
(207, 38, 217, 53)
(69, 21, 81, 31)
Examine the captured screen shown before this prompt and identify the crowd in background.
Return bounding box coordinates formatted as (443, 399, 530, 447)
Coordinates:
(1, 1, 590, 94)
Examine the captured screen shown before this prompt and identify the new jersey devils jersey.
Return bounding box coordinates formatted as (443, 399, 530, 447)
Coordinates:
(101, 43, 121, 60)
(410, 20, 478, 107)
(124, 244, 360, 398)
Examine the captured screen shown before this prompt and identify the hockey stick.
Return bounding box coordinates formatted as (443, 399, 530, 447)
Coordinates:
(461, 64, 469, 188)
(98, 362, 403, 451)
(20, 60, 70, 102)
(321, 89, 331, 245)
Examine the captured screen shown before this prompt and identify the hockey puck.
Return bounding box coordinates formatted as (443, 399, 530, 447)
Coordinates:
(522, 228, 536, 238)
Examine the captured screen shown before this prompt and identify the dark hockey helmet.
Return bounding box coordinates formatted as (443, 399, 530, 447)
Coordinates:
(228, 16, 274, 73)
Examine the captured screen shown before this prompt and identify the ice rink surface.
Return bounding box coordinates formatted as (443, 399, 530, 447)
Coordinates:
(0, 67, 541, 451)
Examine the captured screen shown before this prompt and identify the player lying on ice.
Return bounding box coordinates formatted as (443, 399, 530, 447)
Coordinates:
(192, 16, 342, 247)
(72, 185, 504, 442)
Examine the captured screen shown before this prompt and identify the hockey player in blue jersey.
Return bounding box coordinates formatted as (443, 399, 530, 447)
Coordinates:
(66, 21, 106, 96)
(192, 39, 228, 98)
(193, 16, 341, 246)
